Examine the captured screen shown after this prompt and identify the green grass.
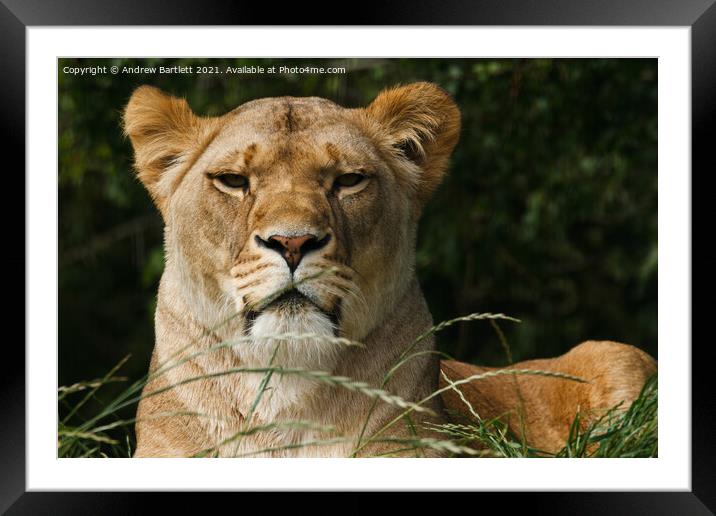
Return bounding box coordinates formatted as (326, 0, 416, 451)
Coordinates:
(58, 310, 657, 459)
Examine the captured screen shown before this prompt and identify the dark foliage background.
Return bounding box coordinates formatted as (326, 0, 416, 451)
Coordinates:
(58, 58, 657, 426)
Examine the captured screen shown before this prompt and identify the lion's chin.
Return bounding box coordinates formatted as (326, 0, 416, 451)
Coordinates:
(244, 287, 341, 333)
(239, 304, 341, 371)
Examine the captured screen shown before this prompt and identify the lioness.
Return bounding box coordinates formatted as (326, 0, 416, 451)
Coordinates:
(123, 82, 656, 457)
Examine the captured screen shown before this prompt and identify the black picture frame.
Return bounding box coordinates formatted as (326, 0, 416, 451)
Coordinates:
(4, 0, 713, 513)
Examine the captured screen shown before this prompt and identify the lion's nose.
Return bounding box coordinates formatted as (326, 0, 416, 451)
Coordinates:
(256, 233, 331, 272)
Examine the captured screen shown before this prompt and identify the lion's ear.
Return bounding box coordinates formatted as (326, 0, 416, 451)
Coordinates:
(123, 85, 203, 212)
(366, 82, 461, 205)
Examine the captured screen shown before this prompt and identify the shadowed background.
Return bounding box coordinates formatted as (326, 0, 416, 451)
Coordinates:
(58, 58, 657, 430)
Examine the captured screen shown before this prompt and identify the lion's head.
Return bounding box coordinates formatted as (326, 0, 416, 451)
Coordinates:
(124, 82, 460, 371)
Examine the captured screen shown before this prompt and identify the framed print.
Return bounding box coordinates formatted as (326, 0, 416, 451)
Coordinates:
(5, 0, 714, 512)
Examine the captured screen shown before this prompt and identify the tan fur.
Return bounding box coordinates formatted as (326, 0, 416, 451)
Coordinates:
(123, 83, 656, 458)
(440, 341, 657, 454)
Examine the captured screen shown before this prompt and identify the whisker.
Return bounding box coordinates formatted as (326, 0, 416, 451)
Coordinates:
(303, 261, 358, 282)
(231, 262, 274, 279)
(317, 279, 369, 318)
(231, 253, 261, 267)
(236, 278, 267, 291)
(323, 260, 366, 284)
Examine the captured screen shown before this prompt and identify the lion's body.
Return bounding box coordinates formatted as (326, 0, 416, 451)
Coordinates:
(124, 83, 656, 458)
(441, 340, 656, 453)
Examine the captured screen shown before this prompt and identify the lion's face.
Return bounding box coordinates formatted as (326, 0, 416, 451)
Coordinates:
(170, 97, 416, 347)
(124, 83, 460, 368)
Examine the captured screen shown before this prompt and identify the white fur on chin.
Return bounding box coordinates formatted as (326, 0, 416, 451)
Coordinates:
(232, 306, 341, 420)
(243, 307, 339, 370)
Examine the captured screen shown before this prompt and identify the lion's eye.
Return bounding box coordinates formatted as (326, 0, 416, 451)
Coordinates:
(334, 173, 366, 189)
(216, 173, 248, 189)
